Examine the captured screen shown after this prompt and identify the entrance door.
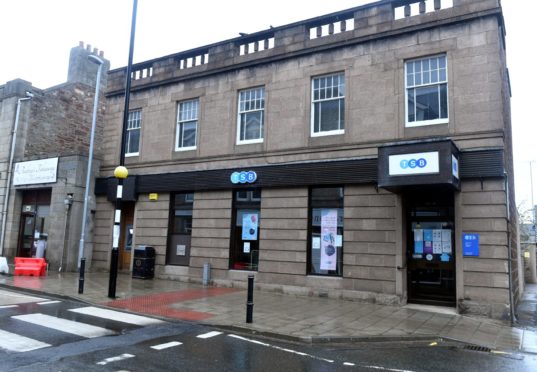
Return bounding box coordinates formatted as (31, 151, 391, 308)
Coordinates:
(119, 202, 134, 271)
(17, 189, 51, 257)
(406, 190, 456, 307)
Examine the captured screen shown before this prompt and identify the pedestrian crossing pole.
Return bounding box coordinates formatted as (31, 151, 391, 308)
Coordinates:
(108, 0, 138, 299)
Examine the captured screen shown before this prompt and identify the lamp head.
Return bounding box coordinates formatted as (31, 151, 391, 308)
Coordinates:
(88, 54, 104, 65)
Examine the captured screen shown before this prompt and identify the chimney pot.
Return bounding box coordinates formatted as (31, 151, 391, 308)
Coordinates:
(79, 41, 84, 47)
(86, 44, 91, 51)
(93, 47, 98, 54)
(99, 50, 104, 57)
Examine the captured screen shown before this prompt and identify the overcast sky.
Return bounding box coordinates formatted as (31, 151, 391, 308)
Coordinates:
(1, 0, 535, 215)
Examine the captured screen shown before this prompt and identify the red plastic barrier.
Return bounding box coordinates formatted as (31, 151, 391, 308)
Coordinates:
(14, 257, 46, 277)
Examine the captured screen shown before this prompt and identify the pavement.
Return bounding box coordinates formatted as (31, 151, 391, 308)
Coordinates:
(1, 270, 536, 354)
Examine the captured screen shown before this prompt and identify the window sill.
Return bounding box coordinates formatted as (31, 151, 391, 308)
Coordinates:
(175, 146, 197, 152)
(306, 274, 343, 279)
(237, 139, 264, 145)
(125, 152, 139, 157)
(311, 129, 344, 137)
(405, 119, 448, 128)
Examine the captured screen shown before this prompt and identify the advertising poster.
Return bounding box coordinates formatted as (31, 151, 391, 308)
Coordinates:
(424, 241, 433, 254)
(433, 242, 442, 254)
(424, 230, 433, 242)
(433, 229, 442, 242)
(242, 213, 259, 240)
(320, 209, 338, 271)
(414, 229, 423, 254)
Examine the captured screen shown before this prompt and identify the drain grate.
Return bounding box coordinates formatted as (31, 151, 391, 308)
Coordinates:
(464, 345, 492, 353)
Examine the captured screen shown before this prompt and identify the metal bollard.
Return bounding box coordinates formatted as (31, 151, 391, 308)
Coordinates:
(202, 262, 211, 286)
(78, 258, 85, 294)
(246, 274, 254, 323)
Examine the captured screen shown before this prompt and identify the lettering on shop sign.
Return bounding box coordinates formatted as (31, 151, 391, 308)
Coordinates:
(230, 171, 257, 184)
(13, 157, 58, 186)
(388, 152, 439, 176)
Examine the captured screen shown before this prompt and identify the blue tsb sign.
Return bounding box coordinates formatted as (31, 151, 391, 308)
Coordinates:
(400, 158, 427, 169)
(230, 171, 257, 184)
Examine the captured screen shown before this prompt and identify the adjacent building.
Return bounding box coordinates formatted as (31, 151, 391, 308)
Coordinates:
(94, 0, 518, 319)
(0, 43, 109, 272)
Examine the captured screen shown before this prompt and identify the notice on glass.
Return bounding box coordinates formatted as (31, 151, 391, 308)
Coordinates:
(424, 230, 433, 242)
(414, 241, 424, 254)
(243, 242, 251, 253)
(442, 241, 452, 254)
(176, 245, 186, 256)
(312, 237, 321, 249)
(433, 242, 442, 254)
(320, 209, 338, 271)
(441, 229, 451, 242)
(414, 229, 423, 242)
(433, 229, 442, 242)
(336, 235, 343, 247)
(424, 241, 433, 254)
(242, 213, 259, 241)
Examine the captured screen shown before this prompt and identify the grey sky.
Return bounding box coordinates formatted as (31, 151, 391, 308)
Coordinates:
(1, 0, 534, 214)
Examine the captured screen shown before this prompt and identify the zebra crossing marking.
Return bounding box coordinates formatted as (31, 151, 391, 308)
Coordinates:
(151, 341, 182, 350)
(0, 329, 51, 352)
(69, 306, 165, 325)
(12, 313, 115, 338)
(197, 331, 222, 339)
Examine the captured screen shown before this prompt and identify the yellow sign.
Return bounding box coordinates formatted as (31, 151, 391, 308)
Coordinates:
(149, 193, 158, 201)
(524, 251, 530, 259)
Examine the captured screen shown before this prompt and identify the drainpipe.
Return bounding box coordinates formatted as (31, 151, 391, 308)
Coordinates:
(505, 173, 516, 325)
(0, 91, 33, 256)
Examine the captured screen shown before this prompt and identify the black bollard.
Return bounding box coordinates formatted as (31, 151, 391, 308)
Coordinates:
(108, 249, 119, 298)
(78, 258, 86, 294)
(246, 274, 254, 323)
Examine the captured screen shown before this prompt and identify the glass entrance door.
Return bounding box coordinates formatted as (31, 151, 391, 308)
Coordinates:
(406, 191, 455, 307)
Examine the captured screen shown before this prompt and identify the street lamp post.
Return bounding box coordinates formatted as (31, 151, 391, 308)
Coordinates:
(108, 0, 138, 299)
(0, 91, 33, 256)
(78, 54, 104, 294)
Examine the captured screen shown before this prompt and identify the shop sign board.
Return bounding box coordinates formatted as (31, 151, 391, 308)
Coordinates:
(13, 157, 58, 186)
(230, 171, 257, 184)
(462, 233, 479, 256)
(388, 152, 439, 176)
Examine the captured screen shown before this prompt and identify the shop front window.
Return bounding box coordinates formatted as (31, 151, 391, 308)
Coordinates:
(166, 192, 194, 266)
(230, 189, 261, 270)
(308, 187, 344, 276)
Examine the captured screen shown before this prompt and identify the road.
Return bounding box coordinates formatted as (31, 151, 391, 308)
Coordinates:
(0, 288, 536, 371)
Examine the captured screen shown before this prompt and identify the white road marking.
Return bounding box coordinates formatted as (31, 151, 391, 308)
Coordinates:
(12, 313, 115, 338)
(37, 300, 61, 305)
(362, 366, 415, 372)
(344, 362, 356, 366)
(0, 305, 18, 309)
(69, 306, 165, 325)
(0, 329, 51, 352)
(197, 331, 223, 339)
(96, 353, 135, 365)
(151, 341, 183, 350)
(228, 334, 334, 363)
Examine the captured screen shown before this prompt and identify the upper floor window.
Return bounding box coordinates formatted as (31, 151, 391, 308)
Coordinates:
(311, 73, 345, 136)
(237, 87, 264, 144)
(405, 55, 448, 127)
(126, 110, 141, 156)
(176, 99, 198, 151)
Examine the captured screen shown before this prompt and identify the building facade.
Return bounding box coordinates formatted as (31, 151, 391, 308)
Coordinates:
(95, 0, 518, 319)
(0, 43, 109, 272)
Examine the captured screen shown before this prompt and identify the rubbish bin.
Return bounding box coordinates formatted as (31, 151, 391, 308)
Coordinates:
(132, 245, 155, 279)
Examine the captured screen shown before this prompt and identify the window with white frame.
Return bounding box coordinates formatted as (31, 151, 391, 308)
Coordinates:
(176, 99, 198, 150)
(311, 73, 345, 136)
(126, 110, 141, 156)
(237, 87, 264, 144)
(406, 55, 448, 127)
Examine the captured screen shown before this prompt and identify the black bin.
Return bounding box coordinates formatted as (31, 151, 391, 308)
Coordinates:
(132, 245, 155, 279)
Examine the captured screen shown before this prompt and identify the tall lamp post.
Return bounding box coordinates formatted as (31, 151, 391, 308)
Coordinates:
(108, 0, 138, 298)
(78, 54, 104, 294)
(0, 91, 33, 256)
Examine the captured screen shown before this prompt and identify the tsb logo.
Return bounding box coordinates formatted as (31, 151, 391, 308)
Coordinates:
(400, 158, 427, 169)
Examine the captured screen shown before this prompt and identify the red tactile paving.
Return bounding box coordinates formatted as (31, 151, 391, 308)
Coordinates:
(103, 287, 240, 321)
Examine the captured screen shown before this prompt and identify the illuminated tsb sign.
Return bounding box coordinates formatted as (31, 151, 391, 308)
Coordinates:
(388, 152, 439, 176)
(230, 171, 257, 184)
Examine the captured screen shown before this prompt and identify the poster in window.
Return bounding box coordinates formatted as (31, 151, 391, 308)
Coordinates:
(424, 240, 433, 254)
(320, 209, 338, 271)
(242, 213, 259, 241)
(433, 229, 442, 242)
(423, 230, 433, 242)
(433, 242, 442, 254)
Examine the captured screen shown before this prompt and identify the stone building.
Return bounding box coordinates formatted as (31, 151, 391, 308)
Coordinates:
(95, 0, 518, 319)
(0, 43, 109, 272)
